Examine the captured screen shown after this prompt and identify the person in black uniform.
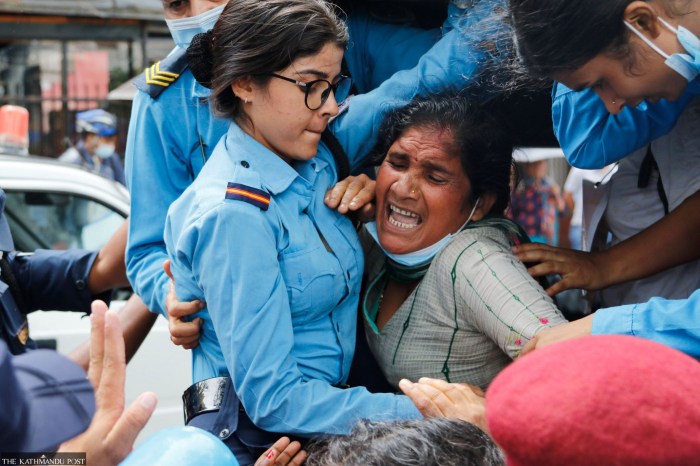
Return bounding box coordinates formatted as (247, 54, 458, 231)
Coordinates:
(0, 187, 157, 364)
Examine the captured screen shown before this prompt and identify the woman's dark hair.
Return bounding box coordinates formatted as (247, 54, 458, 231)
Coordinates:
(188, 0, 348, 122)
(368, 94, 514, 216)
(508, 0, 692, 78)
(305, 418, 505, 466)
(508, 0, 632, 77)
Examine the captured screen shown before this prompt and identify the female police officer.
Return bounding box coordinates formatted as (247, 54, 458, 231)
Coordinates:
(506, 0, 700, 361)
(162, 0, 507, 463)
(125, 0, 479, 324)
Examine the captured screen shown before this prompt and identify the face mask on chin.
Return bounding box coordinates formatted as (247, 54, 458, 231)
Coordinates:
(624, 16, 700, 83)
(165, 4, 226, 49)
(366, 197, 481, 267)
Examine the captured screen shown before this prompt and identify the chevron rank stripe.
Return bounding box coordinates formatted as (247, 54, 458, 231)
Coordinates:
(225, 182, 271, 211)
(145, 61, 180, 87)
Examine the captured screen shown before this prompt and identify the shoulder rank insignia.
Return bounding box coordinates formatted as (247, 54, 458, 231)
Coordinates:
(225, 183, 270, 211)
(133, 47, 189, 99)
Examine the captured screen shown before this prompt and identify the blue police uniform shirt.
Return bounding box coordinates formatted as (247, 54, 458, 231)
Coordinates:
(126, 67, 226, 318)
(0, 188, 102, 354)
(165, 124, 408, 436)
(593, 288, 700, 360)
(552, 78, 700, 169)
(164, 3, 507, 436)
(126, 1, 501, 317)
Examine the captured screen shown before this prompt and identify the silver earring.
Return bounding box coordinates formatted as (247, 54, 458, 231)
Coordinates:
(612, 100, 617, 105)
(244, 97, 249, 104)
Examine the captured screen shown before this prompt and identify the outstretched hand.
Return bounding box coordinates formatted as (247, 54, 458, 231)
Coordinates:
(59, 301, 157, 465)
(325, 174, 376, 222)
(399, 377, 488, 433)
(513, 243, 608, 296)
(163, 260, 204, 349)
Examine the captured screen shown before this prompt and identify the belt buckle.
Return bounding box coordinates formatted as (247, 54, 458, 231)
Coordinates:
(182, 376, 230, 424)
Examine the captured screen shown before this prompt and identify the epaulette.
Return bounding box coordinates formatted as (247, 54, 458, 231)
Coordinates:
(225, 182, 270, 211)
(133, 48, 189, 99)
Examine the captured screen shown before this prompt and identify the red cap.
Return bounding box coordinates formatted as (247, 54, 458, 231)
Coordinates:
(486, 335, 700, 466)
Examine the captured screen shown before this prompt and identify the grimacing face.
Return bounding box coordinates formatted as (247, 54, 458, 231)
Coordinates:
(374, 126, 479, 255)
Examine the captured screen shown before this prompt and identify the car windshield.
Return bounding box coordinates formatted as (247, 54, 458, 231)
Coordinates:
(3, 190, 125, 250)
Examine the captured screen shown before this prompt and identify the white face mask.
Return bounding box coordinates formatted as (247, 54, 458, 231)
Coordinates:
(165, 5, 226, 49)
(94, 143, 115, 159)
(624, 17, 700, 82)
(366, 197, 481, 267)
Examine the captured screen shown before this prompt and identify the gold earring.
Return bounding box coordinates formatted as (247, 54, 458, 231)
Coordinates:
(411, 187, 416, 194)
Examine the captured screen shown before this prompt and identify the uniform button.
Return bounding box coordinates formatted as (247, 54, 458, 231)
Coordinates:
(240, 160, 250, 168)
(75, 279, 86, 290)
(219, 428, 230, 438)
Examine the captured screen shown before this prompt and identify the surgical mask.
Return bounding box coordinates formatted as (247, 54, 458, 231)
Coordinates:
(95, 143, 115, 159)
(624, 17, 700, 82)
(365, 197, 481, 267)
(165, 5, 225, 49)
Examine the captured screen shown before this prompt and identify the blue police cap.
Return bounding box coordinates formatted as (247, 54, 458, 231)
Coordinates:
(0, 341, 96, 451)
(120, 427, 239, 466)
(0, 189, 14, 252)
(76, 109, 117, 137)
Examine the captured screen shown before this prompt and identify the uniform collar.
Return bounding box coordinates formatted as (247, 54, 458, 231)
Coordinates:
(0, 189, 15, 252)
(225, 123, 302, 195)
(191, 76, 212, 99)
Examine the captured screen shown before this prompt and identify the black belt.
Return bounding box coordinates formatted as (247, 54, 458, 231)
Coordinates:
(182, 376, 351, 425)
(182, 376, 231, 424)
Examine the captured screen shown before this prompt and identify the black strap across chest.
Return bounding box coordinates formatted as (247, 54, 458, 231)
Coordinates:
(321, 129, 350, 181)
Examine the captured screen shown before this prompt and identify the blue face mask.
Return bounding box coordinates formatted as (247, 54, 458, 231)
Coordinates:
(165, 5, 226, 49)
(94, 143, 115, 159)
(365, 198, 481, 267)
(624, 17, 700, 82)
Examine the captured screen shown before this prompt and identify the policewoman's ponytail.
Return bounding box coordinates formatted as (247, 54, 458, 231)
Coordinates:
(187, 30, 215, 89)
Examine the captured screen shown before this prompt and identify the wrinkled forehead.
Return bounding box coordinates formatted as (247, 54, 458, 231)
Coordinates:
(389, 126, 461, 167)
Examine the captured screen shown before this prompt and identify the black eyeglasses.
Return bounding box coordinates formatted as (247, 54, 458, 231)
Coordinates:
(267, 73, 352, 110)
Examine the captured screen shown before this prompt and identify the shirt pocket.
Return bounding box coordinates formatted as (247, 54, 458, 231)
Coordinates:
(279, 246, 344, 323)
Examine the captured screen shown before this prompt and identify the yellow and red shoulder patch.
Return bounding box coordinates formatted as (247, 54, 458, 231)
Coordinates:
(225, 183, 270, 211)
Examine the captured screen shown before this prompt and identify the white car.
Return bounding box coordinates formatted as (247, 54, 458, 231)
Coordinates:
(0, 154, 191, 442)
